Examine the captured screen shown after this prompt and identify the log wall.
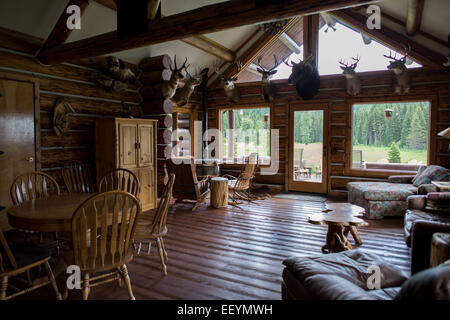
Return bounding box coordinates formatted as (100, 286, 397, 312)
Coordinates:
(207, 68, 450, 195)
(0, 47, 142, 188)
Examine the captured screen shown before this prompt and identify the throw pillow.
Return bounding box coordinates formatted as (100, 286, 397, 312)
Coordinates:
(412, 165, 427, 185)
(412, 165, 450, 187)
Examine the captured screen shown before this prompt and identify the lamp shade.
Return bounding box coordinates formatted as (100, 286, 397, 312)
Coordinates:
(438, 127, 450, 139)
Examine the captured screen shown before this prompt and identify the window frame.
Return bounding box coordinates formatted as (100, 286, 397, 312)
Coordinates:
(172, 107, 197, 157)
(218, 103, 273, 166)
(345, 95, 437, 178)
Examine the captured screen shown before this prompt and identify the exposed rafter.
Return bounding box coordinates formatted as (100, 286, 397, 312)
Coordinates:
(38, 0, 378, 65)
(210, 17, 299, 89)
(406, 0, 425, 36)
(279, 33, 302, 54)
(331, 9, 445, 69)
(94, 0, 235, 62)
(41, 0, 90, 51)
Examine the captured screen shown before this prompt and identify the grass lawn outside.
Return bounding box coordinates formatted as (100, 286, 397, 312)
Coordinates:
(353, 144, 427, 164)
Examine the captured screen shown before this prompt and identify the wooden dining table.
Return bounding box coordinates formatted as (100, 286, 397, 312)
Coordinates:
(7, 193, 95, 233)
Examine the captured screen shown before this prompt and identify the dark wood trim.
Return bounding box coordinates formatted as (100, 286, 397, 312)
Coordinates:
(331, 9, 446, 69)
(406, 0, 425, 36)
(0, 26, 43, 55)
(344, 94, 438, 178)
(181, 36, 236, 62)
(37, 0, 378, 64)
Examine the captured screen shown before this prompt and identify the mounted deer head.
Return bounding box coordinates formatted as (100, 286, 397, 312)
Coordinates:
(339, 56, 361, 96)
(172, 66, 202, 107)
(256, 55, 287, 102)
(383, 44, 411, 94)
(162, 55, 188, 99)
(285, 55, 320, 100)
(215, 60, 241, 103)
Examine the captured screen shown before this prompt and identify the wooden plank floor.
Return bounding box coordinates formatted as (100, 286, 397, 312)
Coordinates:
(22, 196, 411, 300)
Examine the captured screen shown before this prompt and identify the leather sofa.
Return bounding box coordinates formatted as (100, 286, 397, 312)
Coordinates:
(282, 218, 450, 300)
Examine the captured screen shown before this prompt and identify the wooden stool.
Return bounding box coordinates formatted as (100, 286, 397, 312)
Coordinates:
(210, 177, 228, 208)
(430, 233, 450, 268)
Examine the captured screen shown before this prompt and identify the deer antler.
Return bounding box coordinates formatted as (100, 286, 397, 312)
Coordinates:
(339, 58, 349, 67)
(171, 55, 177, 71)
(383, 50, 399, 61)
(179, 57, 188, 71)
(256, 56, 266, 71)
(401, 43, 411, 62)
(351, 56, 360, 68)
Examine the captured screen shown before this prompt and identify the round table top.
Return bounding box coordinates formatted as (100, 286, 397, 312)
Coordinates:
(308, 203, 368, 227)
(7, 193, 95, 232)
(211, 177, 228, 182)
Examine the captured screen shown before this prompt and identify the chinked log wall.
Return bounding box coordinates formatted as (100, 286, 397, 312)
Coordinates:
(207, 68, 450, 196)
(0, 46, 143, 188)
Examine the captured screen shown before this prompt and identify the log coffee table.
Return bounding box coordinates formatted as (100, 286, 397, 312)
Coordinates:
(308, 203, 368, 253)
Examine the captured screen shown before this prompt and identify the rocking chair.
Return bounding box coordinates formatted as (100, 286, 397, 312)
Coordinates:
(223, 153, 259, 205)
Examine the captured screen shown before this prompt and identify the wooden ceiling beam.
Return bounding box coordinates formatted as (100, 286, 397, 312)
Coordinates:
(38, 0, 378, 65)
(181, 36, 236, 62)
(331, 9, 445, 69)
(41, 0, 90, 51)
(279, 33, 302, 54)
(94, 0, 235, 62)
(406, 0, 425, 36)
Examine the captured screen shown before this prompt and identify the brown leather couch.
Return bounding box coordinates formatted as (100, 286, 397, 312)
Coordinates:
(282, 216, 450, 300)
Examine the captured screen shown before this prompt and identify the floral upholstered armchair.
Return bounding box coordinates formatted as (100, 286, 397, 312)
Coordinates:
(348, 165, 450, 219)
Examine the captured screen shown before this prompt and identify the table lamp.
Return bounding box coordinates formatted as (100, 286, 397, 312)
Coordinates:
(438, 127, 450, 152)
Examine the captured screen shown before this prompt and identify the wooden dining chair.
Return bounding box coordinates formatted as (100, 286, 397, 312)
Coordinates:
(62, 161, 95, 193)
(10, 172, 61, 250)
(64, 191, 141, 300)
(98, 168, 140, 197)
(134, 173, 175, 276)
(0, 224, 62, 300)
(10, 172, 60, 206)
(223, 153, 259, 205)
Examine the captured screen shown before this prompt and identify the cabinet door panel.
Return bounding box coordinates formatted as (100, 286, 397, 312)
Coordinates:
(119, 123, 138, 168)
(139, 168, 156, 210)
(138, 124, 154, 167)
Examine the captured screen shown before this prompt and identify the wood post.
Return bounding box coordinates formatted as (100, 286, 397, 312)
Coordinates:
(228, 110, 234, 159)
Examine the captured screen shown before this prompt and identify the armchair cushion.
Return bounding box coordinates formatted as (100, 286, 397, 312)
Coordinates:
(412, 165, 450, 187)
(347, 182, 417, 201)
(417, 184, 439, 195)
(425, 192, 450, 212)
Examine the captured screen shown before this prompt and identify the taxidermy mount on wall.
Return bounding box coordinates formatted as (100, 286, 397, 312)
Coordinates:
(214, 60, 242, 103)
(53, 98, 75, 136)
(384, 45, 411, 95)
(256, 55, 287, 102)
(172, 67, 202, 106)
(339, 56, 361, 96)
(162, 55, 188, 99)
(92, 56, 137, 93)
(285, 55, 320, 100)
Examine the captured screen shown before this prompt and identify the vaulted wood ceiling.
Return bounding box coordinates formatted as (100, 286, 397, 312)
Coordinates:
(0, 0, 448, 80)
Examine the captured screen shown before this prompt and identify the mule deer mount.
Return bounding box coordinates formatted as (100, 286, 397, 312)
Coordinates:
(256, 55, 287, 102)
(285, 55, 320, 100)
(162, 55, 188, 99)
(91, 56, 137, 93)
(384, 45, 411, 95)
(339, 56, 361, 96)
(172, 66, 202, 107)
(215, 60, 242, 103)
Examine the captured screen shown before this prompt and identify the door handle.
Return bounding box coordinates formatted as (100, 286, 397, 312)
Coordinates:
(26, 157, 34, 162)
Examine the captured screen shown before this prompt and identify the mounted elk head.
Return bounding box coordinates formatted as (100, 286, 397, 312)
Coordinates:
(215, 60, 241, 103)
(384, 45, 411, 94)
(284, 55, 320, 100)
(256, 55, 286, 102)
(172, 66, 202, 107)
(162, 55, 188, 99)
(339, 56, 361, 96)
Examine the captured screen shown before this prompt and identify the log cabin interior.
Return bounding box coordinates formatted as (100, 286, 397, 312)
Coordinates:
(0, 0, 449, 304)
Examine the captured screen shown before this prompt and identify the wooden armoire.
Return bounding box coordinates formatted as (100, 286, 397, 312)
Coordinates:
(95, 118, 157, 211)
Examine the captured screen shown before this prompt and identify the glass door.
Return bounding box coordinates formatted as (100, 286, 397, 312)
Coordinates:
(289, 105, 328, 193)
